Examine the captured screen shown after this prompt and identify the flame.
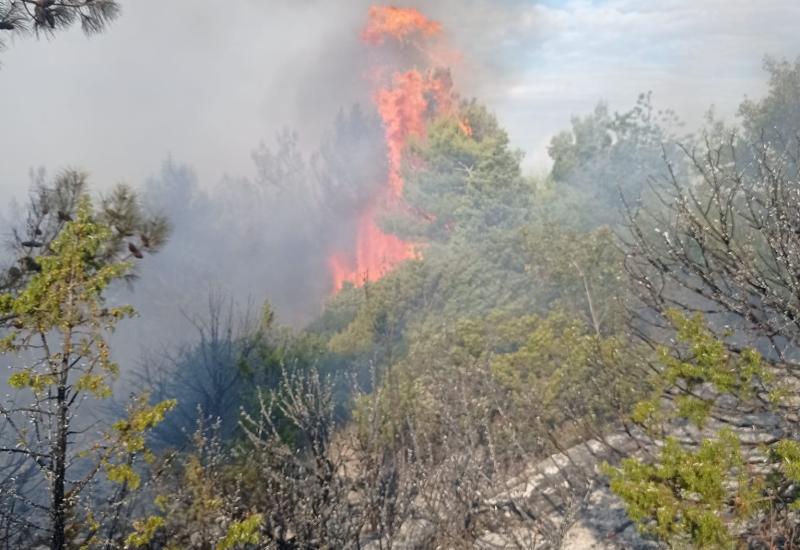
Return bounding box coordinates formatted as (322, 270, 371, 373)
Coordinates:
(361, 6, 442, 45)
(329, 204, 417, 291)
(329, 6, 465, 293)
(459, 118, 473, 137)
(376, 70, 435, 198)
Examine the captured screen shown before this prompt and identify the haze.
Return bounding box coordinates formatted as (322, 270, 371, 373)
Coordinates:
(1, 0, 798, 193)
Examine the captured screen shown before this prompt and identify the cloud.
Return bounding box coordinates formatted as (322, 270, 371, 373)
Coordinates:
(460, 0, 800, 164)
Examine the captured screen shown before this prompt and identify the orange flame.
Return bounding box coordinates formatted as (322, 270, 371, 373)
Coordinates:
(361, 6, 442, 45)
(376, 70, 433, 198)
(329, 6, 464, 293)
(459, 118, 473, 136)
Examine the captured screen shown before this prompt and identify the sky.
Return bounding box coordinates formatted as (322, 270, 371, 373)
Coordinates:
(0, 0, 799, 195)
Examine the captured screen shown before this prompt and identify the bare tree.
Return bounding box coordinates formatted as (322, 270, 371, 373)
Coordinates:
(240, 367, 375, 548)
(625, 130, 800, 353)
(136, 291, 266, 447)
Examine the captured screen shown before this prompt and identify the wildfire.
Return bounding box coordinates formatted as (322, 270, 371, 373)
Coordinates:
(329, 6, 467, 293)
(375, 69, 448, 198)
(361, 6, 442, 45)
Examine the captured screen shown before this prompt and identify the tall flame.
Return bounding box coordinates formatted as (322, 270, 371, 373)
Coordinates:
(329, 6, 461, 293)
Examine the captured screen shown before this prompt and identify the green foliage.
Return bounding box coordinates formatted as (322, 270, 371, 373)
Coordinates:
(144, 423, 266, 549)
(636, 311, 773, 431)
(396, 100, 529, 243)
(8, 198, 132, 340)
(319, 100, 629, 379)
(125, 515, 166, 548)
(309, 107, 521, 356)
(326, 268, 422, 357)
(112, 395, 177, 453)
(217, 514, 263, 550)
(354, 307, 645, 456)
(2, 199, 135, 405)
(606, 312, 796, 546)
(665, 312, 738, 389)
(312, 96, 646, 478)
(518, 224, 628, 334)
(606, 430, 756, 549)
(101, 396, 177, 491)
(774, 440, 800, 486)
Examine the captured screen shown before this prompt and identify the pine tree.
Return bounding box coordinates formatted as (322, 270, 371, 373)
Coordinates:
(0, 173, 173, 549)
(0, 0, 119, 51)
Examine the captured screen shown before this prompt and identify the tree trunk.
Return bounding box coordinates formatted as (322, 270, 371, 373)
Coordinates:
(50, 381, 68, 550)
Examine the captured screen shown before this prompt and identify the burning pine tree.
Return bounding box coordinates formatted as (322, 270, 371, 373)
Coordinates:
(329, 6, 471, 292)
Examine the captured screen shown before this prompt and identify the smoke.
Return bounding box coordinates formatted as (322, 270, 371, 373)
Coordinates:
(0, 1, 793, 187)
(1, 0, 799, 181)
(1, 0, 800, 358)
